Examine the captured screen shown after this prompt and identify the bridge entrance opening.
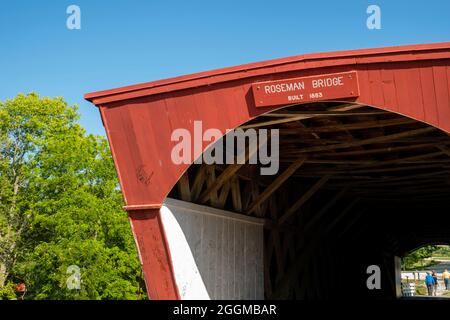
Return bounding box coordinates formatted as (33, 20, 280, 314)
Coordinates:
(164, 102, 450, 299)
(401, 245, 450, 298)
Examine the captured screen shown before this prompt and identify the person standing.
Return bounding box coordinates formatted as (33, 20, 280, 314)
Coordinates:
(425, 272, 435, 296)
(443, 269, 450, 290)
(432, 271, 438, 296)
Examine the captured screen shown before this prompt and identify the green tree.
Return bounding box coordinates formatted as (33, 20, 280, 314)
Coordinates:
(402, 245, 438, 270)
(0, 93, 145, 299)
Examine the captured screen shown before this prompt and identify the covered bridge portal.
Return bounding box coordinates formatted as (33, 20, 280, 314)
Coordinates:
(85, 43, 450, 300)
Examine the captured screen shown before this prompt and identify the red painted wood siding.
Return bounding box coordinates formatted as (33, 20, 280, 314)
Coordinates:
(86, 42, 450, 300)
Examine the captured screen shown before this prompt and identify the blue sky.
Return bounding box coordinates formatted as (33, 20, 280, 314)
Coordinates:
(1, 0, 449, 135)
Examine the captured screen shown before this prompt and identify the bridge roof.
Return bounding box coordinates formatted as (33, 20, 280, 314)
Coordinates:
(85, 42, 450, 105)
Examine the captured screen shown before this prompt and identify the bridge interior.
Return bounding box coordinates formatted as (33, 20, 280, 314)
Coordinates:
(167, 102, 450, 299)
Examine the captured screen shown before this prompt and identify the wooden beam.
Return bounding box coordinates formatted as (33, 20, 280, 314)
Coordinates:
(294, 163, 449, 176)
(352, 186, 450, 195)
(362, 196, 450, 203)
(274, 198, 358, 298)
(240, 104, 365, 129)
(437, 144, 450, 157)
(303, 159, 376, 165)
(246, 157, 306, 214)
(342, 170, 449, 186)
(327, 179, 446, 191)
(191, 166, 207, 200)
(261, 110, 386, 117)
(294, 127, 436, 154)
(217, 181, 231, 208)
(353, 151, 445, 169)
(318, 142, 447, 158)
(278, 175, 330, 225)
(198, 164, 243, 203)
(241, 115, 316, 129)
(268, 197, 286, 284)
(205, 166, 219, 207)
(273, 231, 318, 298)
(263, 240, 273, 299)
(230, 176, 242, 212)
(215, 164, 271, 186)
(197, 132, 264, 203)
(282, 158, 450, 165)
(261, 104, 362, 118)
(177, 172, 191, 201)
(250, 181, 264, 216)
(391, 137, 450, 144)
(283, 117, 415, 134)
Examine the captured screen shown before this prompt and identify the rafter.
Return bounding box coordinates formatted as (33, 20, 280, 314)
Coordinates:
(240, 104, 366, 129)
(318, 142, 448, 157)
(294, 127, 436, 154)
(283, 117, 415, 134)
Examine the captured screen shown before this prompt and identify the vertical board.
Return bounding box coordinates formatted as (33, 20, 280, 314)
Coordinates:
(128, 209, 179, 300)
(419, 63, 439, 126)
(433, 65, 450, 132)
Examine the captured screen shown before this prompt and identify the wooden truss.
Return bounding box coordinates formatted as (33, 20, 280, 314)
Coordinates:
(168, 102, 450, 299)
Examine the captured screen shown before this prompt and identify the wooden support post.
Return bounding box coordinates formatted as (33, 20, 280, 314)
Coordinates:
(191, 166, 207, 201)
(230, 176, 242, 212)
(205, 166, 219, 207)
(128, 209, 180, 300)
(273, 197, 359, 298)
(177, 172, 191, 202)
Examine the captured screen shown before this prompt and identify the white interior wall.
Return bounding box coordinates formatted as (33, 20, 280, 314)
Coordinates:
(161, 198, 265, 300)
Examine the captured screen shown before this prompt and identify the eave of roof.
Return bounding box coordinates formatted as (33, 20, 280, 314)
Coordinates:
(85, 42, 450, 105)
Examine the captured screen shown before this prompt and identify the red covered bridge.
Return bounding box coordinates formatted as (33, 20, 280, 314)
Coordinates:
(86, 42, 450, 300)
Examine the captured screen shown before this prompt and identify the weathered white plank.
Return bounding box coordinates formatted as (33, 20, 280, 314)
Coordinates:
(163, 198, 264, 300)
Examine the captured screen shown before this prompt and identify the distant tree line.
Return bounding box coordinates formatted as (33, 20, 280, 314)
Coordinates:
(401, 245, 439, 270)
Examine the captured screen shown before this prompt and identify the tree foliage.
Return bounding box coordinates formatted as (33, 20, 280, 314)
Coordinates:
(0, 93, 145, 299)
(402, 245, 438, 270)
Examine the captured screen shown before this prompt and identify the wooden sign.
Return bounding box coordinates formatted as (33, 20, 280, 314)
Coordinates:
(252, 71, 359, 107)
